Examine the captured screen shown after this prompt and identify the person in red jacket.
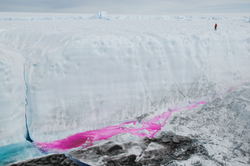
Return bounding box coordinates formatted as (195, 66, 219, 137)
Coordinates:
(215, 23, 217, 30)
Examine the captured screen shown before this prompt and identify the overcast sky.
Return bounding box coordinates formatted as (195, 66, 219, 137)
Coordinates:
(0, 0, 249, 14)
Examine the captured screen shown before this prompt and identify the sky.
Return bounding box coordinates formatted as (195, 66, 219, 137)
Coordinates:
(0, 0, 249, 14)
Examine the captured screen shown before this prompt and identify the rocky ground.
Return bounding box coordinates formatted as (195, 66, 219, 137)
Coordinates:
(7, 133, 207, 166)
(8, 154, 81, 166)
(159, 84, 250, 166)
(69, 133, 207, 166)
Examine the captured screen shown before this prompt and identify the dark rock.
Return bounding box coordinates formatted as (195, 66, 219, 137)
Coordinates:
(70, 162, 79, 166)
(7, 154, 80, 166)
(107, 145, 123, 154)
(69, 132, 205, 166)
(161, 137, 172, 143)
(119, 154, 138, 165)
(107, 161, 117, 166)
(172, 135, 191, 143)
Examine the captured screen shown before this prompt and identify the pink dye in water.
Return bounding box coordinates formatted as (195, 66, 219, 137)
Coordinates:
(35, 101, 206, 152)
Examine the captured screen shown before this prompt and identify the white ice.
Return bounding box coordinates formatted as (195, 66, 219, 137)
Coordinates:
(0, 12, 250, 154)
(0, 44, 26, 147)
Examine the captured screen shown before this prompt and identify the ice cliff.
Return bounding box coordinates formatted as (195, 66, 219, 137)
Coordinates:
(0, 44, 26, 146)
(0, 13, 250, 149)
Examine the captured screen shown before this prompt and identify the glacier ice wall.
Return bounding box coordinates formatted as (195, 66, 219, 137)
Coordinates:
(26, 30, 250, 142)
(0, 15, 250, 144)
(0, 44, 26, 146)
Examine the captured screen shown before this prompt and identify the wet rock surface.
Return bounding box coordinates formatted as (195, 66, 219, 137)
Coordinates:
(69, 132, 207, 166)
(8, 154, 80, 166)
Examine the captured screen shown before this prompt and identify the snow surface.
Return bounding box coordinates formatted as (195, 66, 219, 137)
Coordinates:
(0, 12, 250, 165)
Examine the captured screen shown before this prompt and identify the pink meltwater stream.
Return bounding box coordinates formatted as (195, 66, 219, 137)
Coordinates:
(35, 87, 233, 152)
(35, 101, 206, 152)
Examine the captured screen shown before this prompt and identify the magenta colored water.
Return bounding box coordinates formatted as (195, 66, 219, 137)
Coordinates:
(35, 101, 206, 152)
(36, 87, 236, 152)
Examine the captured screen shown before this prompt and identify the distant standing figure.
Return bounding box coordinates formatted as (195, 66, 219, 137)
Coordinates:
(214, 23, 217, 30)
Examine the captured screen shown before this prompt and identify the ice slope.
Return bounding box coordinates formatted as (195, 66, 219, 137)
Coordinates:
(157, 83, 250, 166)
(0, 12, 250, 145)
(0, 44, 26, 147)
